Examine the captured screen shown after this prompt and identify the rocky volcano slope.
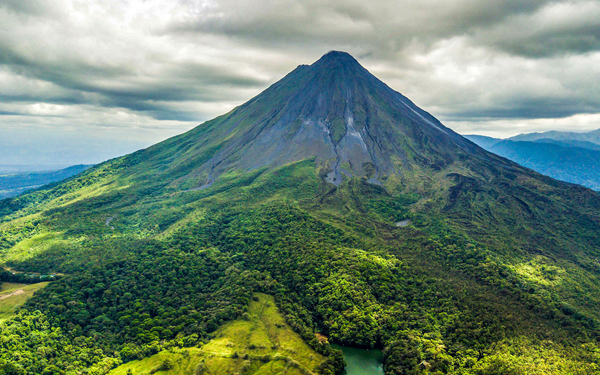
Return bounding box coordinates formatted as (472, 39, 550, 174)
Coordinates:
(195, 51, 481, 184)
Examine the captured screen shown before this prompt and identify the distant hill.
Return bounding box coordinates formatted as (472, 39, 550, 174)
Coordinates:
(529, 137, 600, 151)
(509, 128, 600, 146)
(0, 164, 71, 174)
(0, 164, 93, 199)
(465, 134, 600, 190)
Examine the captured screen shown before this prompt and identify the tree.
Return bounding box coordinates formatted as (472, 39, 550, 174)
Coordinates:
(383, 337, 424, 375)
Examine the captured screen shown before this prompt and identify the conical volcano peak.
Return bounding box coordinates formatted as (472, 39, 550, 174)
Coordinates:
(182, 51, 482, 187)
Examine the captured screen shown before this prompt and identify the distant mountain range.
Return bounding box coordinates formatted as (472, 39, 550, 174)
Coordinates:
(465, 129, 600, 190)
(510, 128, 600, 145)
(0, 164, 93, 199)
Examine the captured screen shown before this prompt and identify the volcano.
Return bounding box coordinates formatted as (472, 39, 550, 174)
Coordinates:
(1, 52, 600, 375)
(184, 51, 483, 186)
(153, 51, 496, 189)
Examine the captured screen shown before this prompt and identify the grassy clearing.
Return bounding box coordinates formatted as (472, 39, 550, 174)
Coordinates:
(110, 293, 324, 375)
(2, 231, 66, 263)
(0, 281, 48, 321)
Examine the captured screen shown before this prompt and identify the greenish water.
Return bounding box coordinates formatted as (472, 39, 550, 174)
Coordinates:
(331, 344, 384, 375)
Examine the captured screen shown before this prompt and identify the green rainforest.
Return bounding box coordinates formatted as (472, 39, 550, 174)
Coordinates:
(1, 52, 600, 375)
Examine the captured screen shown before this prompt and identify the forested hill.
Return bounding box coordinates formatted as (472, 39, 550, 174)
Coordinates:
(1, 52, 600, 375)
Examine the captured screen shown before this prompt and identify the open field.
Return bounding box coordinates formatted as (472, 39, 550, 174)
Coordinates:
(0, 282, 49, 321)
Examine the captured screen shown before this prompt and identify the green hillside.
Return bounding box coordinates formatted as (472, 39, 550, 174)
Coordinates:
(1, 52, 600, 375)
(109, 293, 325, 375)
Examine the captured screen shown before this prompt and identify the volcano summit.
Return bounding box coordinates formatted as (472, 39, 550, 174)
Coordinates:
(1, 52, 600, 375)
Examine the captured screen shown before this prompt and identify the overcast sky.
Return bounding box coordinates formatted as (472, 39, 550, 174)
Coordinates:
(2, 0, 600, 165)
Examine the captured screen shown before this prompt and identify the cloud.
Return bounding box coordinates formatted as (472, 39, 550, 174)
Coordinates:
(382, 38, 600, 121)
(1, 0, 600, 164)
(474, 1, 600, 57)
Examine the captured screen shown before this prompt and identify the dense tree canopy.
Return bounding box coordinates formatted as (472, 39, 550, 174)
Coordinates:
(1, 158, 599, 374)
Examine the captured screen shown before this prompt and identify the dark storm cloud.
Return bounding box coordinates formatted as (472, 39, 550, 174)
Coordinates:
(156, 0, 600, 124)
(168, 0, 557, 57)
(446, 98, 600, 121)
(0, 0, 60, 16)
(472, 1, 600, 57)
(493, 27, 600, 57)
(0, 29, 268, 122)
(1, 0, 600, 165)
